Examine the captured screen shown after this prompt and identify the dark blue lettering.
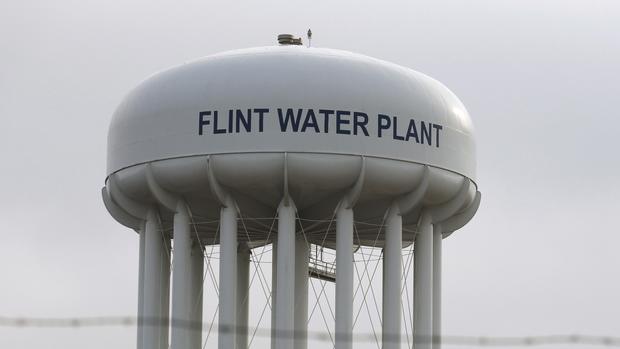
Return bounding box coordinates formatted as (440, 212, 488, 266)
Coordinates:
(235, 109, 252, 133)
(421, 121, 432, 145)
(301, 109, 320, 133)
(254, 108, 269, 132)
(432, 124, 443, 148)
(353, 112, 369, 136)
(378, 114, 391, 137)
(336, 110, 351, 135)
(228, 110, 234, 133)
(392, 116, 405, 141)
(277, 108, 304, 132)
(213, 111, 226, 134)
(318, 109, 334, 133)
(198, 111, 211, 135)
(405, 119, 419, 143)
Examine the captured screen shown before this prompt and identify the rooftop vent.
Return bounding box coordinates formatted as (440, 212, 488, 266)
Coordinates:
(277, 33, 303, 45)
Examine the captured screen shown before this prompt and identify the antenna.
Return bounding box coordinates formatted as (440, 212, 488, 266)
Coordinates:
(307, 28, 312, 47)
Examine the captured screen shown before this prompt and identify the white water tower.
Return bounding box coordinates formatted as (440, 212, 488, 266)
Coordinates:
(102, 34, 480, 349)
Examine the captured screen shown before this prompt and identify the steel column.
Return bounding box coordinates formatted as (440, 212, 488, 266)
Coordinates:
(190, 241, 204, 349)
(159, 237, 171, 349)
(383, 206, 402, 349)
(143, 210, 163, 349)
(414, 214, 433, 349)
(336, 204, 354, 349)
(171, 203, 192, 349)
(271, 241, 277, 349)
(137, 226, 146, 349)
(294, 237, 309, 349)
(432, 225, 442, 349)
(275, 200, 296, 349)
(219, 200, 238, 349)
(237, 244, 250, 349)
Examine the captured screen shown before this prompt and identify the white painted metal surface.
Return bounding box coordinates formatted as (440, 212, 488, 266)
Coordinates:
(335, 204, 354, 349)
(142, 210, 164, 349)
(237, 245, 250, 349)
(294, 238, 309, 349)
(107, 46, 476, 181)
(271, 241, 277, 349)
(415, 214, 434, 349)
(190, 242, 203, 349)
(171, 203, 191, 349)
(219, 200, 238, 349)
(383, 206, 402, 349)
(433, 224, 443, 349)
(275, 200, 296, 349)
(159, 239, 170, 349)
(102, 42, 481, 349)
(137, 227, 145, 349)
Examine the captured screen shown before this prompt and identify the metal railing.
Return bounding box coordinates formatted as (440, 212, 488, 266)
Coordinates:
(308, 244, 336, 282)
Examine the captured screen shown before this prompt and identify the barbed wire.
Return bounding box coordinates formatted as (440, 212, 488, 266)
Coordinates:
(1, 316, 619, 346)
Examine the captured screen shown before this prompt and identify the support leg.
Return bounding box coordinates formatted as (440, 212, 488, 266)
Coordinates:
(190, 241, 204, 349)
(294, 237, 309, 349)
(171, 203, 192, 349)
(137, 227, 146, 349)
(336, 204, 354, 349)
(143, 210, 163, 349)
(219, 200, 238, 349)
(237, 244, 250, 349)
(159, 237, 171, 349)
(383, 205, 402, 349)
(275, 199, 296, 349)
(432, 225, 442, 349)
(414, 214, 433, 349)
(271, 241, 277, 349)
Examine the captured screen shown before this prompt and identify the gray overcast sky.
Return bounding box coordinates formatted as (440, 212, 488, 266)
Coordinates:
(1, 1, 619, 348)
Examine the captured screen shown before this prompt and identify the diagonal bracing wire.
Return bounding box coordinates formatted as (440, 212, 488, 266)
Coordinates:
(400, 242, 415, 348)
(248, 292, 272, 348)
(352, 224, 384, 349)
(201, 219, 221, 348)
(308, 278, 335, 346)
(203, 304, 219, 349)
(240, 213, 278, 348)
(352, 217, 387, 329)
(299, 210, 336, 346)
(303, 210, 338, 324)
(236, 209, 275, 310)
(352, 249, 381, 348)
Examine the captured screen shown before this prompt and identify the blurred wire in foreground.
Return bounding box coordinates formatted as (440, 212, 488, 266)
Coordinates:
(1, 316, 619, 346)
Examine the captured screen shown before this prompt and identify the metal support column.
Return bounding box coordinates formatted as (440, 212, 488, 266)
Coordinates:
(137, 226, 146, 349)
(432, 225, 442, 349)
(219, 199, 238, 349)
(237, 244, 250, 349)
(159, 237, 171, 349)
(190, 241, 204, 349)
(336, 204, 354, 349)
(383, 205, 402, 349)
(171, 203, 192, 349)
(275, 199, 296, 349)
(294, 237, 309, 349)
(143, 210, 163, 349)
(271, 241, 277, 349)
(414, 213, 433, 349)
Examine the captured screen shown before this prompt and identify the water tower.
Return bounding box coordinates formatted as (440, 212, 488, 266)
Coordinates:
(102, 34, 480, 349)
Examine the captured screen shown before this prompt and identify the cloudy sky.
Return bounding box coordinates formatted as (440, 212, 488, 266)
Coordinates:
(1, 1, 619, 348)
